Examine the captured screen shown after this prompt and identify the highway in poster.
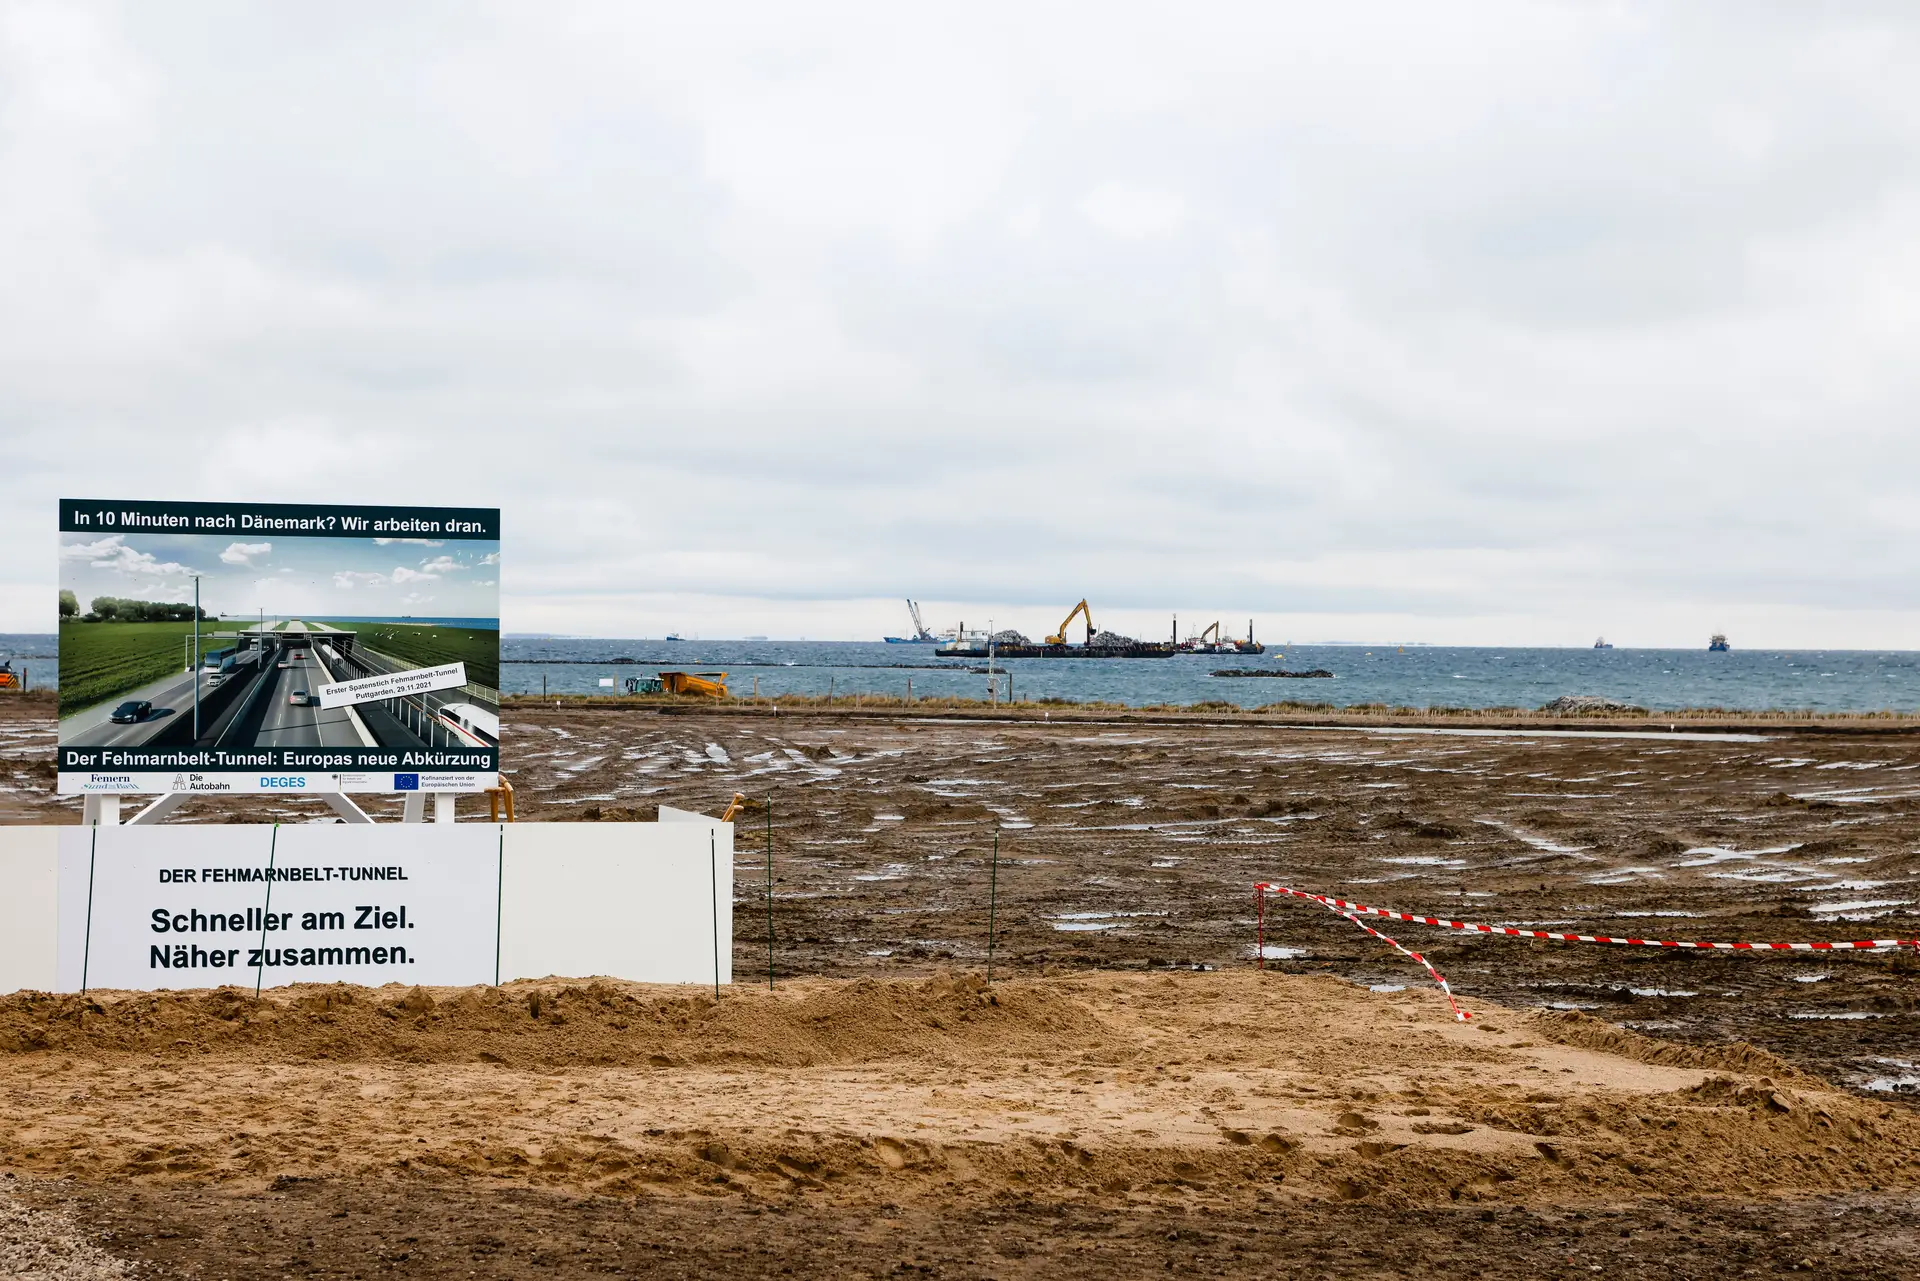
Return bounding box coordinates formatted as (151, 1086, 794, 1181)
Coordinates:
(57, 500, 500, 793)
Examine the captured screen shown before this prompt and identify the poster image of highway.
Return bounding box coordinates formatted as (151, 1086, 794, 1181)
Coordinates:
(58, 499, 500, 794)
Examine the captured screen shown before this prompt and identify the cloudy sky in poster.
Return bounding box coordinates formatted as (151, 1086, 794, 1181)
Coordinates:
(59, 532, 500, 623)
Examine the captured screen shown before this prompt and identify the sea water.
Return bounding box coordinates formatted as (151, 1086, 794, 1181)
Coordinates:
(7, 633, 1914, 713)
(493, 640, 1919, 714)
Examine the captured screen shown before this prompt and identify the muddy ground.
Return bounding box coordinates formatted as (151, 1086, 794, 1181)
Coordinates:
(4, 695, 1920, 1276)
(519, 704, 1910, 1091)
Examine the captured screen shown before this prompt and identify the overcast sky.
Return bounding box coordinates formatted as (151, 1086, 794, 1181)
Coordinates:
(4, 3, 1918, 646)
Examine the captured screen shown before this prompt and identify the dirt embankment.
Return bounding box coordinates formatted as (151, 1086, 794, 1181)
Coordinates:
(3, 972, 1915, 1213)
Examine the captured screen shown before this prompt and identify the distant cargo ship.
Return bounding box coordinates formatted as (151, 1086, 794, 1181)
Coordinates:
(1708, 633, 1730, 652)
(1593, 637, 1613, 649)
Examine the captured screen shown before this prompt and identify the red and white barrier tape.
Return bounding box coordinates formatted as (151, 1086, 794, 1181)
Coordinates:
(1254, 882, 1920, 1021)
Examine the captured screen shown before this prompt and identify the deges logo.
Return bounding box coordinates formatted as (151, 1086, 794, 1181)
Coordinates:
(394, 773, 420, 790)
(261, 777, 306, 789)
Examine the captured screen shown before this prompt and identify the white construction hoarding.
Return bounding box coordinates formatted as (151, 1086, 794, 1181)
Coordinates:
(0, 820, 731, 994)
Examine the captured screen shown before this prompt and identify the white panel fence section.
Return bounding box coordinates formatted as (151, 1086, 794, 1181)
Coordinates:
(0, 828, 58, 993)
(0, 820, 732, 995)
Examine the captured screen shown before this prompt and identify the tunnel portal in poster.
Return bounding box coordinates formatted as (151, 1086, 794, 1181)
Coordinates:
(57, 500, 500, 794)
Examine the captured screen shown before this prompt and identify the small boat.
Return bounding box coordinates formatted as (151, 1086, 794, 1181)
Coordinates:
(1593, 637, 1613, 649)
(1708, 633, 1730, 652)
(664, 633, 684, 642)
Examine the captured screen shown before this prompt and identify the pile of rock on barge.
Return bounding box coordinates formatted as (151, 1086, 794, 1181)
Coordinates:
(979, 640, 1177, 658)
(938, 630, 1178, 659)
(1210, 667, 1334, 678)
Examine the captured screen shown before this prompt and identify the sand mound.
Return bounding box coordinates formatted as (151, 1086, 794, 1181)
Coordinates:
(0, 973, 1110, 1069)
(1525, 1009, 1817, 1083)
(2, 972, 1915, 1210)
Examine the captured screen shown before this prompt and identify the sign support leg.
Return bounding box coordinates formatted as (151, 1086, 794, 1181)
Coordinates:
(82, 795, 121, 826)
(402, 792, 427, 823)
(434, 792, 457, 823)
(128, 794, 191, 825)
(323, 793, 375, 824)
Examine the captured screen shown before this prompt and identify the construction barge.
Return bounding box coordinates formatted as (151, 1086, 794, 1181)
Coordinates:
(940, 640, 1177, 659)
(934, 600, 1257, 659)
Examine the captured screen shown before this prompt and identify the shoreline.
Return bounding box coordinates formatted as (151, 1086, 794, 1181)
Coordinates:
(501, 691, 1920, 735)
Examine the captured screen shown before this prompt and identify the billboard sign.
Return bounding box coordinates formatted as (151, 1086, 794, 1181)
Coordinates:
(57, 825, 505, 990)
(57, 499, 500, 794)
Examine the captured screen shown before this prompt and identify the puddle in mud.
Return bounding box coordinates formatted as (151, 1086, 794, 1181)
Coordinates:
(1049, 910, 1166, 932)
(1807, 899, 1912, 918)
(1863, 1061, 1920, 1093)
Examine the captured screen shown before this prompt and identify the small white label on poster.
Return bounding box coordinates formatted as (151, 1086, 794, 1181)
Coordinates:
(319, 662, 467, 709)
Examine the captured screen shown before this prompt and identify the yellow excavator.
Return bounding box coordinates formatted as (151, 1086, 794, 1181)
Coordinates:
(1045, 599, 1095, 646)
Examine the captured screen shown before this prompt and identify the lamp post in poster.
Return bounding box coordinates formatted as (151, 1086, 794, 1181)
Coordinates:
(192, 573, 201, 742)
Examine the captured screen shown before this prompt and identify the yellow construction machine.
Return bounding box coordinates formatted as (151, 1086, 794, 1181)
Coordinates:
(658, 670, 728, 697)
(1045, 599, 1095, 646)
(0, 661, 18, 691)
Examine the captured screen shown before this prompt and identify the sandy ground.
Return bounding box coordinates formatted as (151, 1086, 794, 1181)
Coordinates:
(5, 695, 1920, 1275)
(4, 972, 1919, 1277)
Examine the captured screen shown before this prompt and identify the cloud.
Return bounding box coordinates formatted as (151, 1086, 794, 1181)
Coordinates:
(59, 535, 193, 577)
(332, 571, 387, 589)
(219, 541, 271, 565)
(418, 555, 460, 574)
(374, 538, 444, 547)
(11, 7, 1920, 645)
(478, 551, 500, 567)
